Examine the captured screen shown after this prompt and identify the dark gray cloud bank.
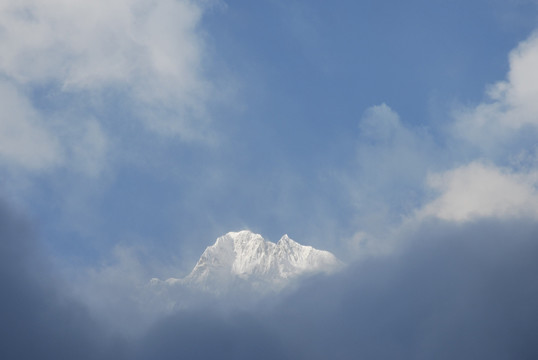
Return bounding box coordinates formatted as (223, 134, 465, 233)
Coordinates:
(2, 200, 538, 359)
(0, 202, 126, 359)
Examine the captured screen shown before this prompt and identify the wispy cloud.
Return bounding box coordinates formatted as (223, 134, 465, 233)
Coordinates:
(0, 0, 223, 176)
(344, 29, 538, 255)
(0, 81, 62, 171)
(343, 103, 438, 245)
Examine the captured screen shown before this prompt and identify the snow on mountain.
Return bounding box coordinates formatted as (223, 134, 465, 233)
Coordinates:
(153, 230, 342, 295)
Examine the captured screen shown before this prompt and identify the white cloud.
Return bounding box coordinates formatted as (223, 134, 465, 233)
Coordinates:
(69, 243, 194, 335)
(0, 78, 111, 176)
(0, 81, 62, 171)
(0, 0, 208, 92)
(419, 161, 538, 222)
(71, 245, 159, 334)
(356, 103, 434, 194)
(349, 104, 437, 227)
(0, 0, 219, 175)
(341, 103, 443, 256)
(346, 30, 538, 249)
(359, 103, 403, 142)
(426, 30, 538, 223)
(453, 31, 538, 154)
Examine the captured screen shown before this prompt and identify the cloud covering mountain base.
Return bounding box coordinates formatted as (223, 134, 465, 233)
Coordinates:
(2, 200, 538, 359)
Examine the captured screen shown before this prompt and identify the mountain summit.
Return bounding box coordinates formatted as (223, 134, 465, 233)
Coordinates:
(156, 230, 342, 295)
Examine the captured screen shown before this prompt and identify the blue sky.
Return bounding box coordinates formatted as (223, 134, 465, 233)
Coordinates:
(3, 0, 535, 258)
(2, 0, 538, 357)
(1, 0, 537, 269)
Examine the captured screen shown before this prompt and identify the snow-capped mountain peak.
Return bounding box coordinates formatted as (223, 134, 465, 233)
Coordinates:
(156, 230, 342, 295)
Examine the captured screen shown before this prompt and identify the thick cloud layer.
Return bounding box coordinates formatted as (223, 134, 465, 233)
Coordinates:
(0, 202, 125, 359)
(3, 199, 538, 359)
(136, 219, 538, 360)
(271, 219, 538, 359)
